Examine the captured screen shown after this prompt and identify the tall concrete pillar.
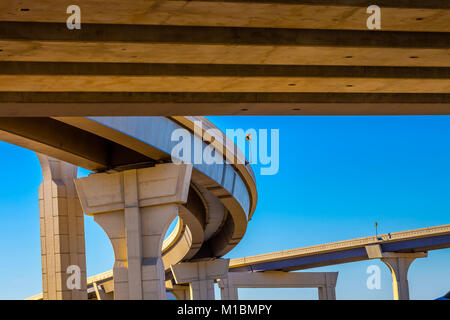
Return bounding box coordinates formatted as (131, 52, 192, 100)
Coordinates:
(381, 252, 427, 300)
(74, 163, 192, 300)
(366, 244, 427, 300)
(171, 259, 229, 300)
(37, 154, 87, 300)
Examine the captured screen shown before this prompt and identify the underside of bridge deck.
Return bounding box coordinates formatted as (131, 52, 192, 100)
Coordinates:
(0, 0, 448, 115)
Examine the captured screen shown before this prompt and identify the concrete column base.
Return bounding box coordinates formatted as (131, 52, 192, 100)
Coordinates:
(171, 259, 230, 300)
(94, 204, 178, 300)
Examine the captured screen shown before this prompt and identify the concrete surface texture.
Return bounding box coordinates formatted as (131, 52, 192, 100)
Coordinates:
(75, 163, 192, 300)
(37, 154, 87, 300)
(0, 0, 448, 301)
(0, 0, 448, 115)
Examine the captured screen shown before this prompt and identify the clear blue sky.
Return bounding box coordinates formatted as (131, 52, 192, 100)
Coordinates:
(0, 116, 449, 300)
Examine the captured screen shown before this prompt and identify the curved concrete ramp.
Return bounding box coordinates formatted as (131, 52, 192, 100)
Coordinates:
(0, 116, 257, 299)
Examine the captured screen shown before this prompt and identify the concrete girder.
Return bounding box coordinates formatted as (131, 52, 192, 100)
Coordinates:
(0, 0, 448, 116)
(0, 0, 448, 32)
(218, 271, 338, 300)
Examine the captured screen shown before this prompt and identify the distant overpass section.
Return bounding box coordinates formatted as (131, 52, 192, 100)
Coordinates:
(229, 224, 450, 272)
(27, 224, 449, 300)
(0, 0, 449, 116)
(229, 223, 450, 300)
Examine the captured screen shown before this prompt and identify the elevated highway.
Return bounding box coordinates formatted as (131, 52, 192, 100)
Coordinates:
(27, 224, 449, 300)
(230, 224, 450, 272)
(0, 0, 449, 115)
(0, 115, 257, 299)
(230, 224, 450, 300)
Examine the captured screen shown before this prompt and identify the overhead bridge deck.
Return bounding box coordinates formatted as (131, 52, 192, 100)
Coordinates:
(0, 0, 448, 115)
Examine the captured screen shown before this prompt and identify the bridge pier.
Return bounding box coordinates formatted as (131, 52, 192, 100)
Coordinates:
(366, 244, 427, 300)
(171, 259, 230, 300)
(382, 254, 427, 300)
(74, 163, 192, 300)
(37, 154, 87, 300)
(218, 271, 338, 300)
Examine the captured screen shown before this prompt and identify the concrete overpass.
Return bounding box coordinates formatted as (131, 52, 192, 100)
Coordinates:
(230, 224, 450, 300)
(1, 0, 448, 301)
(0, 115, 257, 299)
(28, 224, 449, 300)
(230, 224, 450, 272)
(0, 0, 449, 116)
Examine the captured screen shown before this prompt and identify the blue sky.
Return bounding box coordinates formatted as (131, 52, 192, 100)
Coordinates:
(0, 115, 449, 299)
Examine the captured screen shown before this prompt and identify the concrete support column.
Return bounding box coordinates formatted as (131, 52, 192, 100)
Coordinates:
(381, 253, 427, 300)
(366, 244, 427, 300)
(37, 154, 87, 300)
(318, 273, 337, 300)
(218, 278, 239, 300)
(171, 259, 230, 300)
(75, 163, 192, 300)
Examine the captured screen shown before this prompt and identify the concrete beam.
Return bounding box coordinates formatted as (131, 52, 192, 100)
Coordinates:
(218, 271, 338, 300)
(1, 23, 449, 47)
(1, 0, 448, 31)
(0, 1, 447, 116)
(4, 62, 449, 78)
(2, 40, 448, 67)
(0, 118, 154, 171)
(0, 99, 449, 117)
